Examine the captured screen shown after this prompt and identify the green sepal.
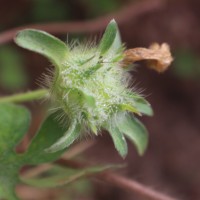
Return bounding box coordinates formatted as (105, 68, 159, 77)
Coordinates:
(15, 29, 68, 67)
(68, 88, 96, 109)
(98, 19, 121, 56)
(105, 123, 128, 158)
(134, 98, 153, 116)
(120, 103, 140, 115)
(116, 113, 148, 155)
(88, 121, 98, 135)
(127, 92, 153, 116)
(83, 63, 102, 77)
(45, 120, 81, 153)
(23, 113, 67, 164)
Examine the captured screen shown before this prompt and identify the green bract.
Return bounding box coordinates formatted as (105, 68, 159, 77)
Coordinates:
(15, 19, 153, 158)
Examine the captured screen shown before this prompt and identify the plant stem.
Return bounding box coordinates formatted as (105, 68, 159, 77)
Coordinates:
(0, 0, 165, 45)
(102, 172, 177, 200)
(55, 158, 178, 200)
(0, 89, 48, 103)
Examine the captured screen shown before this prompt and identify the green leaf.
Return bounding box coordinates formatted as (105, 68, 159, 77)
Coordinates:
(98, 19, 121, 55)
(0, 103, 30, 155)
(23, 113, 67, 164)
(0, 185, 19, 200)
(21, 164, 120, 188)
(45, 120, 81, 153)
(0, 103, 31, 200)
(105, 124, 128, 158)
(15, 29, 68, 66)
(117, 114, 148, 155)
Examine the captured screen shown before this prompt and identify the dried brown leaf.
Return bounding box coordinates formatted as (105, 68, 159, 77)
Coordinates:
(123, 43, 173, 72)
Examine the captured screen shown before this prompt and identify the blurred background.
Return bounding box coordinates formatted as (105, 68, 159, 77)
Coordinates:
(0, 0, 200, 199)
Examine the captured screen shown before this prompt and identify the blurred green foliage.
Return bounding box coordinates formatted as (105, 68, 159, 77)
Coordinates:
(59, 179, 92, 200)
(173, 49, 200, 79)
(31, 0, 69, 22)
(0, 46, 28, 91)
(81, 0, 122, 17)
(30, 0, 123, 21)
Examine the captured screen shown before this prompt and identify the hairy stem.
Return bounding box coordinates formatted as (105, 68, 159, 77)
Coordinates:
(0, 89, 48, 103)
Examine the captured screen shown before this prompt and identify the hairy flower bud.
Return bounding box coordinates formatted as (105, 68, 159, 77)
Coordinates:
(15, 20, 154, 158)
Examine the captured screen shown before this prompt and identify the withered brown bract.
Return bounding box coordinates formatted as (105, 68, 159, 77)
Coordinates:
(123, 43, 173, 73)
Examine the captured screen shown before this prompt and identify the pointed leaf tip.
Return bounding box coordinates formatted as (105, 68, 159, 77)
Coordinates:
(99, 19, 121, 55)
(110, 19, 117, 24)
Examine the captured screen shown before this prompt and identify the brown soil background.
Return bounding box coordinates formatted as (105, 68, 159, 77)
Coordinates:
(1, 0, 200, 199)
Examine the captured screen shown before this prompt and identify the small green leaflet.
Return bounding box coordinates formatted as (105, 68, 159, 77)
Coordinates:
(117, 113, 148, 155)
(15, 29, 68, 67)
(98, 19, 122, 56)
(105, 124, 128, 158)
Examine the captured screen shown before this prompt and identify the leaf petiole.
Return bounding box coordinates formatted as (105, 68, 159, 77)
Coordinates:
(0, 89, 48, 103)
